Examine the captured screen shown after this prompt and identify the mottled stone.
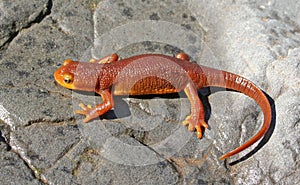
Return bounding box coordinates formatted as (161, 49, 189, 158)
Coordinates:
(0, 0, 299, 184)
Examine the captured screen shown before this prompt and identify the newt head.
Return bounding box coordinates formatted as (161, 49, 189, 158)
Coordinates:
(54, 59, 78, 90)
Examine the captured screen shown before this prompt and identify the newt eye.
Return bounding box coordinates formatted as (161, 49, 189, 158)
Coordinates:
(63, 73, 73, 84)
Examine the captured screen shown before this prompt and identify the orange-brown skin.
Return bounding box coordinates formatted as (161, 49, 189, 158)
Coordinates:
(54, 53, 271, 160)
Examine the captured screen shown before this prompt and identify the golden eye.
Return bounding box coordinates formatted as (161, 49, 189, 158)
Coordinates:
(63, 73, 73, 84)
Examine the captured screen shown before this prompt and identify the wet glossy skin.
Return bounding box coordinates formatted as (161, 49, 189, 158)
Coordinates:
(54, 53, 271, 160)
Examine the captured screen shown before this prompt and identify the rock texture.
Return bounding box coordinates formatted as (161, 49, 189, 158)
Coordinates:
(0, 0, 299, 184)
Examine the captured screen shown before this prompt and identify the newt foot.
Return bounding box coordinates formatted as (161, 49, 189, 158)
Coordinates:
(182, 115, 209, 138)
(75, 103, 98, 122)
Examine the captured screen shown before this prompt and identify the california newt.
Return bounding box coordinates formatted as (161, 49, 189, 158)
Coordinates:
(54, 52, 271, 160)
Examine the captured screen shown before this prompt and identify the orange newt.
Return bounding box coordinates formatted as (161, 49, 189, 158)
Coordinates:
(54, 52, 271, 160)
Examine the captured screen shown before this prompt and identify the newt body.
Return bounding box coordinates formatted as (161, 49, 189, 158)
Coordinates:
(54, 53, 271, 160)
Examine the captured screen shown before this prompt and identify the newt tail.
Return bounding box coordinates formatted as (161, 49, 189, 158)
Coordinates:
(201, 67, 271, 160)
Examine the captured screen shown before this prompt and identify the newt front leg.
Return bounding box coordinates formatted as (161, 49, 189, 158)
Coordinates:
(75, 89, 114, 122)
(89, 53, 119, 64)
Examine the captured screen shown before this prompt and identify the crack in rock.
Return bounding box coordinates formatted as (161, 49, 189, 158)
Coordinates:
(0, 0, 53, 51)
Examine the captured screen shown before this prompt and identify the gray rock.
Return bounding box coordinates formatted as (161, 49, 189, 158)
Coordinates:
(0, 0, 51, 50)
(0, 0, 299, 184)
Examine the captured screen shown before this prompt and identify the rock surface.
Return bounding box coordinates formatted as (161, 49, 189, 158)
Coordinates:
(0, 0, 299, 184)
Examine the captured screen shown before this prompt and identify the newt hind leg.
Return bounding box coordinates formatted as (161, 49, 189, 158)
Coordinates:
(175, 52, 190, 61)
(183, 82, 208, 138)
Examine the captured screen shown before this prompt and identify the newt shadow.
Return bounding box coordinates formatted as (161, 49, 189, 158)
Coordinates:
(74, 86, 275, 166)
(103, 92, 212, 123)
